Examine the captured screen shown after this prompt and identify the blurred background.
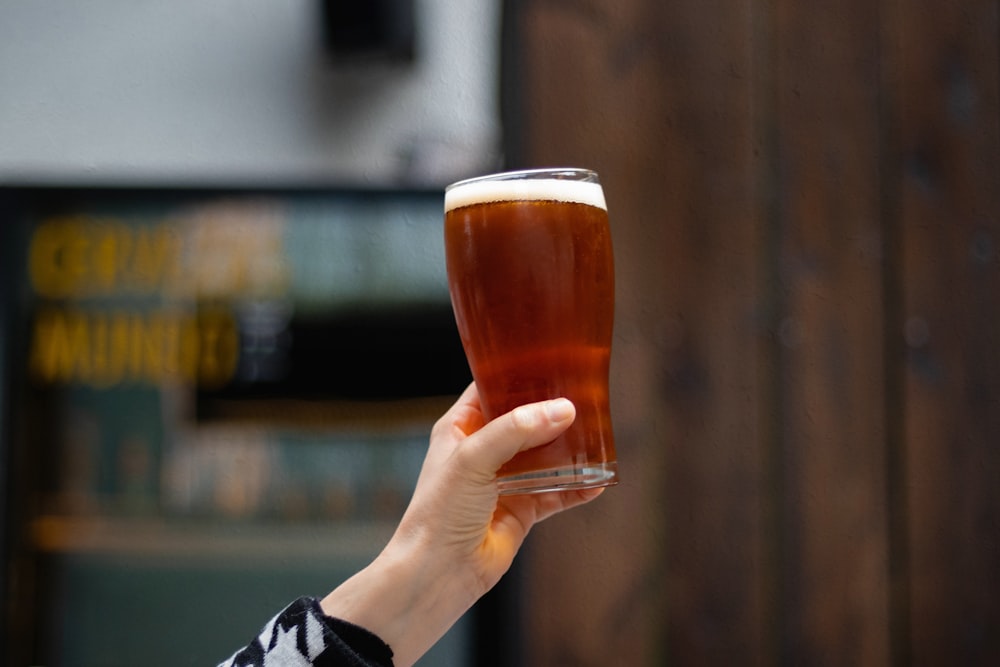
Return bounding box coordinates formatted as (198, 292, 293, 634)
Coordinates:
(1, 0, 997, 665)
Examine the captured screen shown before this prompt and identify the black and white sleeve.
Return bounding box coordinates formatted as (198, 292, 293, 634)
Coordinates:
(217, 597, 394, 667)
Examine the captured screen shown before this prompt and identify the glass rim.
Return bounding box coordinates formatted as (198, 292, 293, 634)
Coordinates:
(445, 167, 599, 192)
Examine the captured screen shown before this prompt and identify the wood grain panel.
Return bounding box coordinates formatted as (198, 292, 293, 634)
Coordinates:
(771, 0, 892, 664)
(511, 0, 765, 664)
(888, 0, 1000, 663)
(511, 3, 675, 663)
(508, 0, 999, 664)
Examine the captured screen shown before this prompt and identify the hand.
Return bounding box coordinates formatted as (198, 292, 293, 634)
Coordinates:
(321, 383, 605, 667)
(400, 381, 605, 593)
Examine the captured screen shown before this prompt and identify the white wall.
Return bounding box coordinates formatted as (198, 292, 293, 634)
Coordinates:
(0, 0, 502, 187)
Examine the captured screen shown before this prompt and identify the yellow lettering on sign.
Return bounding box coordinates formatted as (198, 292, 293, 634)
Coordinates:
(29, 218, 91, 300)
(28, 218, 182, 298)
(30, 308, 239, 389)
(30, 307, 91, 383)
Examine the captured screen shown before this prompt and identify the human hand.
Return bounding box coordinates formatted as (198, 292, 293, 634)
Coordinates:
(397, 381, 605, 593)
(321, 383, 605, 666)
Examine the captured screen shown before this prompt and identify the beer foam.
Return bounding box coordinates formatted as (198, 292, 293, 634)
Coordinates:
(445, 174, 607, 212)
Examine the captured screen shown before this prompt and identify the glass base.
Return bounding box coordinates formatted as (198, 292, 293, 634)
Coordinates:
(496, 461, 618, 495)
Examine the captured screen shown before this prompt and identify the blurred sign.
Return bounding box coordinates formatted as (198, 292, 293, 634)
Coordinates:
(22, 192, 449, 392)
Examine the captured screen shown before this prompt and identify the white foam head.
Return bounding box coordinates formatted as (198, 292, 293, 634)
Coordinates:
(445, 169, 607, 213)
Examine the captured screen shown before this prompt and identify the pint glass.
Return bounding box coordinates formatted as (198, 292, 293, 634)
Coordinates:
(444, 168, 618, 494)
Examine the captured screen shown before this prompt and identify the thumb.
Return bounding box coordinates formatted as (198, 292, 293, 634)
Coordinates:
(458, 398, 576, 475)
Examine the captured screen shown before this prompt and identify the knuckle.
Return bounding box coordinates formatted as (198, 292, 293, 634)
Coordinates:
(510, 404, 540, 433)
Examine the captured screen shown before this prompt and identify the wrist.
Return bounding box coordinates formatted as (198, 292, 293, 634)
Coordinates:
(320, 535, 481, 667)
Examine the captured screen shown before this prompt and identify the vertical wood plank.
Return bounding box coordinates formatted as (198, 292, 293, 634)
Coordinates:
(888, 0, 1000, 663)
(511, 0, 765, 664)
(643, 1, 766, 664)
(511, 2, 675, 663)
(771, 0, 892, 664)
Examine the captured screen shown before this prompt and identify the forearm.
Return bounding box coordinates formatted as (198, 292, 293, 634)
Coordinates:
(320, 539, 482, 667)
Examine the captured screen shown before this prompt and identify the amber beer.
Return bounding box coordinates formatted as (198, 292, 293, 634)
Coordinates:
(444, 168, 617, 494)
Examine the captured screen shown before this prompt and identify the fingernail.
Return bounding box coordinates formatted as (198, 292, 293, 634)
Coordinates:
(545, 398, 574, 422)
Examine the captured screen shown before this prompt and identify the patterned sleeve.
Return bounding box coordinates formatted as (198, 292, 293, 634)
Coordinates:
(217, 597, 395, 667)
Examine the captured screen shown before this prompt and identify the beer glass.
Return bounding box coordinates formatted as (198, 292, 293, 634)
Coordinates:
(444, 168, 618, 494)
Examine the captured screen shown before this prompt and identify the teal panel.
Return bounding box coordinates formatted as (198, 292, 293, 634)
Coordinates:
(40, 553, 468, 667)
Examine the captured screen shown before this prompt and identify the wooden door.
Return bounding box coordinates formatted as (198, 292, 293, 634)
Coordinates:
(504, 0, 1000, 664)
